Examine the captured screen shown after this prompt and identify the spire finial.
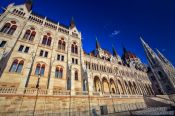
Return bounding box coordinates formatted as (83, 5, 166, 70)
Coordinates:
(25, 0, 33, 11)
(122, 44, 127, 53)
(112, 45, 118, 56)
(70, 17, 75, 29)
(96, 37, 100, 49)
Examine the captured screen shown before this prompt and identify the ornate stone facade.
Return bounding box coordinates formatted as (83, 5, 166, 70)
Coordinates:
(0, 1, 154, 97)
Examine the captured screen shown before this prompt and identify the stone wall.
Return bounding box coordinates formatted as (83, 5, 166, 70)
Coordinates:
(0, 94, 145, 116)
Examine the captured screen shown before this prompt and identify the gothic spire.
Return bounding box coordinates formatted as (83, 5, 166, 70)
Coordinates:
(140, 37, 157, 65)
(25, 0, 33, 11)
(96, 37, 101, 49)
(70, 17, 75, 29)
(112, 45, 118, 57)
(122, 44, 127, 53)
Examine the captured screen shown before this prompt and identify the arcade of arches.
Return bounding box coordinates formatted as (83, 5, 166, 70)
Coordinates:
(93, 76, 154, 95)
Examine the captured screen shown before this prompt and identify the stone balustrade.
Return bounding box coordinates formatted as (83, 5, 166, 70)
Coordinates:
(0, 87, 144, 98)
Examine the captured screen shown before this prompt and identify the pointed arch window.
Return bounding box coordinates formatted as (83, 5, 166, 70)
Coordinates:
(55, 66, 63, 78)
(71, 42, 78, 54)
(9, 59, 24, 73)
(158, 71, 164, 78)
(75, 70, 78, 80)
(0, 21, 17, 35)
(58, 38, 66, 51)
(16, 60, 24, 73)
(42, 33, 52, 46)
(35, 63, 45, 76)
(23, 27, 36, 41)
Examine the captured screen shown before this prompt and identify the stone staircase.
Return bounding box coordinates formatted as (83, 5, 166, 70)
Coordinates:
(131, 106, 175, 115)
(105, 95, 175, 116)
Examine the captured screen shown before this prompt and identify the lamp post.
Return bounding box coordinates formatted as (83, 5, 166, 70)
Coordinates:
(86, 79, 91, 116)
(33, 74, 41, 116)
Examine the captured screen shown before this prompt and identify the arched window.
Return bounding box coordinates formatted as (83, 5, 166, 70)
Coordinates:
(75, 70, 78, 80)
(55, 66, 63, 78)
(16, 60, 24, 73)
(35, 64, 41, 75)
(58, 38, 66, 51)
(41, 33, 52, 46)
(71, 44, 74, 53)
(9, 59, 24, 73)
(23, 27, 36, 41)
(158, 71, 164, 78)
(35, 63, 45, 76)
(42, 35, 47, 45)
(47, 37, 52, 46)
(0, 21, 17, 35)
(8, 25, 17, 35)
(40, 64, 45, 76)
(71, 42, 78, 54)
(58, 40, 62, 49)
(0, 23, 10, 33)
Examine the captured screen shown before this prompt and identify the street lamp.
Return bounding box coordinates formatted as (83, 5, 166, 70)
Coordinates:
(33, 74, 41, 115)
(36, 74, 41, 88)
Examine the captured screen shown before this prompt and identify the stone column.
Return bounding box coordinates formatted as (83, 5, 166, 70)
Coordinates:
(70, 69, 75, 95)
(88, 76, 93, 96)
(47, 67, 54, 95)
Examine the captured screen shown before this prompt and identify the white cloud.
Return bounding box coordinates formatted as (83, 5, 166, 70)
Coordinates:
(110, 30, 120, 37)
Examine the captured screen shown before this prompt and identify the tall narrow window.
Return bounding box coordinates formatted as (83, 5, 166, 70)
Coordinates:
(47, 37, 52, 46)
(35, 64, 41, 75)
(61, 56, 64, 61)
(58, 40, 62, 50)
(71, 44, 74, 53)
(39, 50, 44, 56)
(55, 67, 59, 78)
(42, 35, 47, 45)
(60, 68, 63, 78)
(24, 47, 29, 53)
(9, 59, 18, 72)
(0, 41, 7, 47)
(40, 64, 45, 76)
(75, 70, 78, 80)
(16, 60, 24, 73)
(23, 30, 30, 39)
(18, 45, 24, 52)
(44, 51, 48, 57)
(29, 31, 36, 41)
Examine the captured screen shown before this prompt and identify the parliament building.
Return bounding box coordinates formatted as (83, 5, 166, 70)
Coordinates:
(0, 1, 175, 115)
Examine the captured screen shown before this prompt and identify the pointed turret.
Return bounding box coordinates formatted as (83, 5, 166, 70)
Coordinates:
(122, 44, 127, 53)
(140, 37, 157, 65)
(112, 45, 118, 57)
(70, 17, 75, 29)
(25, 0, 33, 11)
(96, 37, 101, 49)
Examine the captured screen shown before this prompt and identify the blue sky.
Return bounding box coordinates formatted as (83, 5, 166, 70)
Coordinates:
(1, 0, 175, 65)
